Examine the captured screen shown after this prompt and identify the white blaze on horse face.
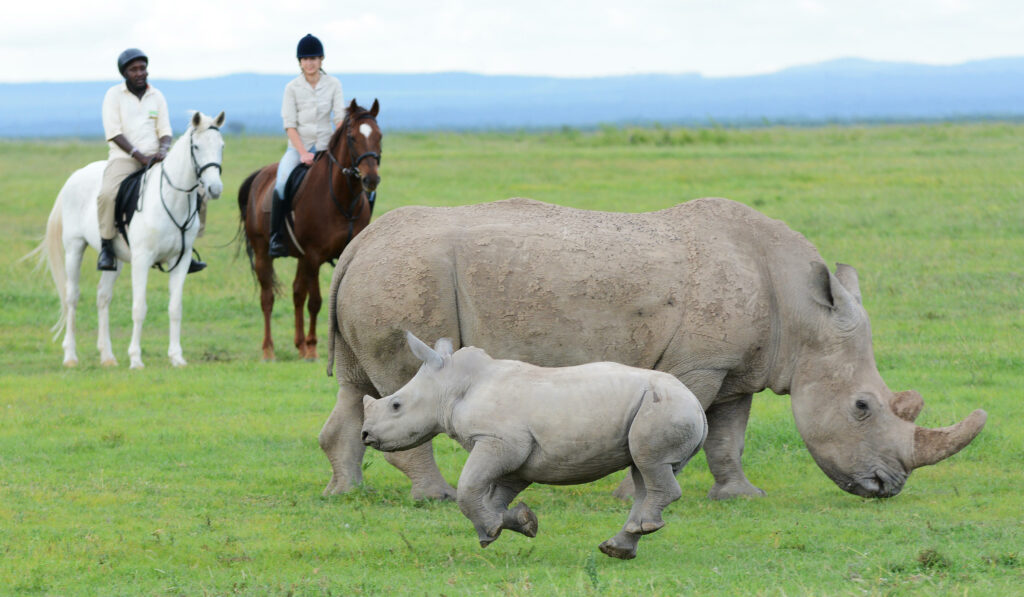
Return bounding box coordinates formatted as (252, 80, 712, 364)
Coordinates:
(359, 123, 372, 139)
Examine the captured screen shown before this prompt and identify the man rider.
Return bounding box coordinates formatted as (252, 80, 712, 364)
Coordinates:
(97, 48, 206, 273)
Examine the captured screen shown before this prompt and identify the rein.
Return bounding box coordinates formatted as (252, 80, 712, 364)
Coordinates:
(319, 113, 380, 245)
(142, 126, 222, 272)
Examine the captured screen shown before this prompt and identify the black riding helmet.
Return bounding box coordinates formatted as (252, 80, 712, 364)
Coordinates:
(117, 48, 148, 75)
(297, 34, 324, 58)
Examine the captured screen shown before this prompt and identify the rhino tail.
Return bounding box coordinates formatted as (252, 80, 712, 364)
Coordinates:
(648, 377, 709, 466)
(326, 241, 361, 378)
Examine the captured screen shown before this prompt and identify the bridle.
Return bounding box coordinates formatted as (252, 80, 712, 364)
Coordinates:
(321, 112, 381, 245)
(147, 125, 223, 272)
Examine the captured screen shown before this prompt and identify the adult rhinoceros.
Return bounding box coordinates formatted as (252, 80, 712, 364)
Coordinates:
(321, 197, 986, 500)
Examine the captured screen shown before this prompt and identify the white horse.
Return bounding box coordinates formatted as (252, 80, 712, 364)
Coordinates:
(32, 110, 225, 369)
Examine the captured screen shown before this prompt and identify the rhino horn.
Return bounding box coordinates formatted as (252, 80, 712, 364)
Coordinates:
(912, 409, 987, 468)
(891, 390, 924, 422)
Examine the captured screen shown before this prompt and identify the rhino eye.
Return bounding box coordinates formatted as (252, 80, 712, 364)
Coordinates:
(391, 400, 401, 412)
(853, 398, 871, 420)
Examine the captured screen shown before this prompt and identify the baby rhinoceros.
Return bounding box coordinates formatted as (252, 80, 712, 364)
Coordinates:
(361, 332, 708, 559)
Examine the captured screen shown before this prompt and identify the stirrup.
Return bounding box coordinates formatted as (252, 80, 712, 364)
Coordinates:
(268, 235, 289, 258)
(187, 248, 206, 274)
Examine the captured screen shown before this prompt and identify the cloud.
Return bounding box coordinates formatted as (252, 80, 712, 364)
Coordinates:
(0, 0, 1021, 82)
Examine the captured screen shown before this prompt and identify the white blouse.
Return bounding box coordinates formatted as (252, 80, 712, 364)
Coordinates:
(281, 73, 344, 151)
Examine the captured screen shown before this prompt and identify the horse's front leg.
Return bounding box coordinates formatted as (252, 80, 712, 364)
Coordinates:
(304, 259, 324, 361)
(128, 256, 150, 369)
(252, 249, 276, 361)
(166, 260, 190, 367)
(292, 257, 314, 360)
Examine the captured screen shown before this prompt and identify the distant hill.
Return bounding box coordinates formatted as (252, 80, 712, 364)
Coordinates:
(3, 57, 1024, 137)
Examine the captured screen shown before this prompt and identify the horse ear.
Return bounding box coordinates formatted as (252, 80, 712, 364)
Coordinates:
(348, 98, 358, 112)
(370, 99, 379, 117)
(191, 111, 202, 128)
(214, 111, 226, 128)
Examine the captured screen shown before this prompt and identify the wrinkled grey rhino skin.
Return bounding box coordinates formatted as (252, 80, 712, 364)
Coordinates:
(322, 197, 987, 501)
(362, 332, 708, 559)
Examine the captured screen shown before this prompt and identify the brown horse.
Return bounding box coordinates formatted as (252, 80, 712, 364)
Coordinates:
(238, 99, 381, 361)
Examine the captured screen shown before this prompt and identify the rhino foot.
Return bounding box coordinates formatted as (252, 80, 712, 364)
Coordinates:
(410, 481, 457, 501)
(506, 502, 538, 538)
(707, 479, 766, 500)
(625, 518, 665, 535)
(598, 539, 637, 560)
(478, 527, 502, 548)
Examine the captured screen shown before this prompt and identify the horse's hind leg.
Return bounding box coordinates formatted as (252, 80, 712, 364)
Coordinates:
(166, 263, 189, 367)
(254, 251, 276, 361)
(303, 260, 323, 361)
(61, 239, 86, 367)
(96, 267, 120, 366)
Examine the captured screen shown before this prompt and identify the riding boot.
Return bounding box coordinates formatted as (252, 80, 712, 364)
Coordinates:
(97, 238, 117, 271)
(268, 189, 290, 258)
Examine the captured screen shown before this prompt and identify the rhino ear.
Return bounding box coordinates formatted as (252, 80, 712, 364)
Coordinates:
(891, 390, 924, 422)
(809, 262, 833, 309)
(834, 263, 862, 305)
(406, 330, 443, 370)
(434, 337, 454, 358)
(809, 262, 860, 331)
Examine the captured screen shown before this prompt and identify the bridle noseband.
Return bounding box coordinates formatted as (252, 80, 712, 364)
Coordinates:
(329, 113, 381, 182)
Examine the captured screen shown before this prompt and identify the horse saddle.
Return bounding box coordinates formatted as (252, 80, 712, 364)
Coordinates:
(114, 168, 146, 240)
(261, 151, 326, 213)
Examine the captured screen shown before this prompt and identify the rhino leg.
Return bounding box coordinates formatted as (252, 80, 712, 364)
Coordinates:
(601, 468, 645, 559)
(624, 464, 679, 535)
(488, 479, 537, 537)
(382, 445, 457, 501)
(319, 382, 369, 495)
(503, 502, 539, 538)
(705, 393, 765, 500)
(458, 442, 529, 547)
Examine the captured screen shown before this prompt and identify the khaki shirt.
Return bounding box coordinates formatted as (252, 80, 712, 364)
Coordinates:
(102, 82, 172, 160)
(281, 73, 344, 150)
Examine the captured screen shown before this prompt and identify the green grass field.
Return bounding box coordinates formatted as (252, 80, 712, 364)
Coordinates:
(1, 123, 1021, 595)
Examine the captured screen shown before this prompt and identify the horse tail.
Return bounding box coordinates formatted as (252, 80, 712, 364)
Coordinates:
(235, 170, 259, 270)
(22, 195, 67, 339)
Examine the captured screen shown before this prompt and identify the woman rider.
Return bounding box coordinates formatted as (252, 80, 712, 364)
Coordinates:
(269, 33, 345, 257)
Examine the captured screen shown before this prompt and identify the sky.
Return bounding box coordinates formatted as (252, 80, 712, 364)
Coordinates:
(2, 0, 1022, 82)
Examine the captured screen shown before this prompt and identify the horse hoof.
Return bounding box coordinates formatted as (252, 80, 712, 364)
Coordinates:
(100, 358, 118, 367)
(63, 359, 79, 368)
(170, 357, 187, 367)
(130, 361, 144, 370)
